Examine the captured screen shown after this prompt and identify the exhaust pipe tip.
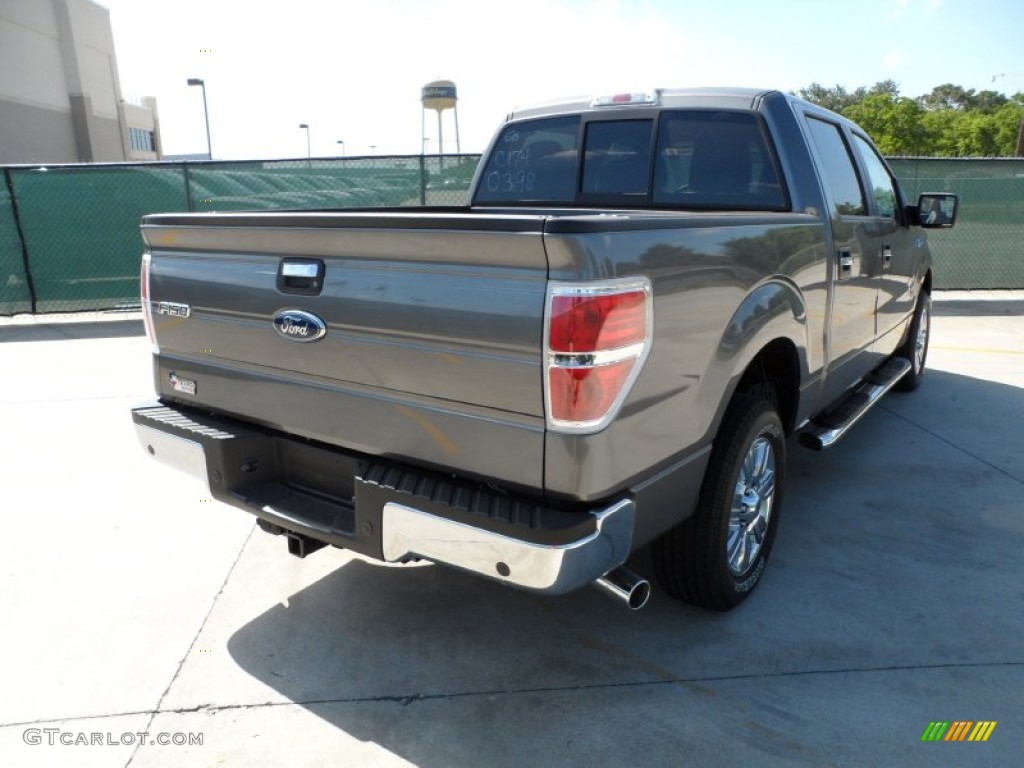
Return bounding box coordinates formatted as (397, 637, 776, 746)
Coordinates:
(594, 567, 651, 610)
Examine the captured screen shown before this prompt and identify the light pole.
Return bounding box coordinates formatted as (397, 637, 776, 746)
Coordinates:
(187, 78, 212, 159)
(299, 123, 311, 167)
(336, 140, 345, 157)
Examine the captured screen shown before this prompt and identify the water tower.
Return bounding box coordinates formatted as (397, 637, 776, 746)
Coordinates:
(421, 80, 460, 166)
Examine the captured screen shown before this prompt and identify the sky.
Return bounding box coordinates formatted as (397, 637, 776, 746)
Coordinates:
(97, 0, 1024, 160)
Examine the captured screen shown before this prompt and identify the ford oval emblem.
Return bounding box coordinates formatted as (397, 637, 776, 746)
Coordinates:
(272, 309, 327, 342)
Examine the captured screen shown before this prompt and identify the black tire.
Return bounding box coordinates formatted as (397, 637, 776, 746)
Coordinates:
(895, 291, 931, 392)
(652, 387, 786, 611)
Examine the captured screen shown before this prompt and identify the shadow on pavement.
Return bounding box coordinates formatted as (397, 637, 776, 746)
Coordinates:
(226, 369, 1023, 766)
(933, 299, 1024, 317)
(0, 319, 144, 342)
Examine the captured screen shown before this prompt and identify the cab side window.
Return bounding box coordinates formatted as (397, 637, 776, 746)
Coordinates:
(805, 117, 866, 216)
(852, 134, 897, 218)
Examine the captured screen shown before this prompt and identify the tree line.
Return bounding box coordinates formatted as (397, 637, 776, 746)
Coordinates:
(797, 80, 1024, 157)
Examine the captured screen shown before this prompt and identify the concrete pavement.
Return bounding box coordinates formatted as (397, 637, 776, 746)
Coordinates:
(1, 294, 1021, 767)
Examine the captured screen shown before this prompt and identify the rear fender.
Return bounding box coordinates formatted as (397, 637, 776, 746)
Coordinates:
(699, 280, 809, 441)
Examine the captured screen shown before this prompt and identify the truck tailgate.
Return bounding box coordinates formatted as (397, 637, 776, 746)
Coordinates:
(142, 211, 548, 490)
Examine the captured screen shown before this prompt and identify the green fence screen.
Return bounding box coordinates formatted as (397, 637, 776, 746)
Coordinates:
(0, 155, 476, 315)
(11, 165, 189, 313)
(889, 158, 1024, 290)
(1, 171, 33, 315)
(0, 155, 1020, 315)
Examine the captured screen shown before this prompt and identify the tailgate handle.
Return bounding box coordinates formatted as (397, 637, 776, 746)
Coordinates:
(277, 259, 325, 296)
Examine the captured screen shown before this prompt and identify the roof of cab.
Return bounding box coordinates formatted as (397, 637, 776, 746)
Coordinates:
(506, 87, 783, 121)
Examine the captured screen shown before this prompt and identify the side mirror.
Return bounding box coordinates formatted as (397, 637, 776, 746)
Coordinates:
(913, 193, 958, 229)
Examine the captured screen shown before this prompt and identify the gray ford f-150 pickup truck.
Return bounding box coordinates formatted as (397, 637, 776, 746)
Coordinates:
(132, 88, 958, 611)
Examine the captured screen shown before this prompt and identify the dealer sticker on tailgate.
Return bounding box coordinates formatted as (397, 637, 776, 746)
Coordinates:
(168, 371, 197, 395)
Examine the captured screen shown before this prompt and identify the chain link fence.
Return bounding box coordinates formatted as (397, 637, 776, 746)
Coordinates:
(0, 155, 478, 315)
(889, 158, 1024, 290)
(0, 155, 1020, 316)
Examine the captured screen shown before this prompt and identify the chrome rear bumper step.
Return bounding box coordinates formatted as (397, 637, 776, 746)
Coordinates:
(799, 357, 911, 451)
(132, 401, 638, 600)
(381, 499, 636, 596)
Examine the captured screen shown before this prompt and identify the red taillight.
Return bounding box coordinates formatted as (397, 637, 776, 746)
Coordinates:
(549, 291, 647, 353)
(545, 280, 651, 432)
(141, 253, 157, 349)
(548, 361, 637, 424)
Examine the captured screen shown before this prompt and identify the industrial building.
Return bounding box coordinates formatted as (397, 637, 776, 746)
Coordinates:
(0, 0, 161, 163)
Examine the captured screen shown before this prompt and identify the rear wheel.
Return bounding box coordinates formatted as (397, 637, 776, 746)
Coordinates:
(653, 387, 786, 611)
(895, 291, 931, 392)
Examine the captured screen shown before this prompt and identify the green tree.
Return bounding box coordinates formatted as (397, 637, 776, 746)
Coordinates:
(993, 103, 1024, 155)
(800, 81, 1024, 156)
(921, 109, 960, 155)
(867, 79, 901, 98)
(961, 111, 1001, 155)
(973, 90, 1009, 114)
(920, 83, 977, 111)
(797, 83, 865, 113)
(844, 94, 928, 155)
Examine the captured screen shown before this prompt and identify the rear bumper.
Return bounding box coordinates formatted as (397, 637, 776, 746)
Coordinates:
(379, 499, 634, 594)
(132, 401, 635, 595)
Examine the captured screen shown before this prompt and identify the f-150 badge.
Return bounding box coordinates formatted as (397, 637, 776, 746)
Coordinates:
(157, 301, 190, 318)
(272, 310, 327, 342)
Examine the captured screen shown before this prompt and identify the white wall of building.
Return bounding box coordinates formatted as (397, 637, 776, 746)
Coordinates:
(0, 0, 160, 164)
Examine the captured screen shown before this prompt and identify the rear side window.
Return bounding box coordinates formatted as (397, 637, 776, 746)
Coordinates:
(852, 134, 897, 218)
(474, 116, 580, 203)
(652, 111, 786, 209)
(805, 117, 866, 216)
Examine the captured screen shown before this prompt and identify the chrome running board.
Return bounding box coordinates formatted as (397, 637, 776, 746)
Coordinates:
(799, 357, 911, 451)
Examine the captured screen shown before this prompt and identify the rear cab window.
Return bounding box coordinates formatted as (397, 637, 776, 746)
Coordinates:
(652, 111, 786, 209)
(474, 116, 580, 203)
(581, 120, 653, 199)
(474, 109, 788, 211)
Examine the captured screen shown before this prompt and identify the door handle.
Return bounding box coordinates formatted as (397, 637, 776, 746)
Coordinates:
(838, 248, 854, 275)
(882, 245, 892, 268)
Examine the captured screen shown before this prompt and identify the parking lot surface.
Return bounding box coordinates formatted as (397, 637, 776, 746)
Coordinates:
(1, 292, 1021, 767)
